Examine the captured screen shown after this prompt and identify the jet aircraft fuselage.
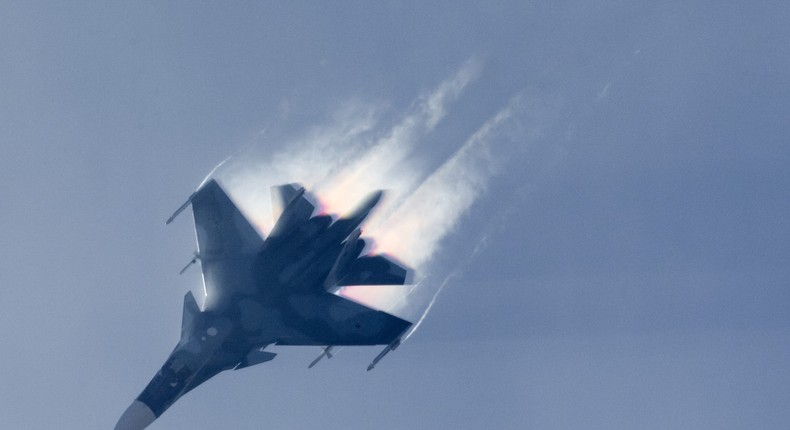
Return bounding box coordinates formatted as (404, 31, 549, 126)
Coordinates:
(115, 180, 411, 430)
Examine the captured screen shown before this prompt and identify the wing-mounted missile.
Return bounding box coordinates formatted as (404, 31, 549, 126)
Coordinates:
(178, 251, 200, 275)
(166, 192, 197, 225)
(367, 337, 402, 371)
(307, 346, 335, 369)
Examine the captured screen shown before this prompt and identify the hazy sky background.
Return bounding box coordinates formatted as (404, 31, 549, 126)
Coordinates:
(2, 2, 788, 429)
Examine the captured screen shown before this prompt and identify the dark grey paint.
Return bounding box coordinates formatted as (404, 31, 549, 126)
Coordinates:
(120, 179, 411, 426)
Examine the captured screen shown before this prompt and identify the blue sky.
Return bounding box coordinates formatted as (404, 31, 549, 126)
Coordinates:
(1, 2, 789, 429)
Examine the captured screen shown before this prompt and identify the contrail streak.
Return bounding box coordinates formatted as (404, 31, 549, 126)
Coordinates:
(401, 273, 455, 342)
(206, 60, 549, 322)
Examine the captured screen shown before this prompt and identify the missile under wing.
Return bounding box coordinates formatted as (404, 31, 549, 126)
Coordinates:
(116, 179, 412, 430)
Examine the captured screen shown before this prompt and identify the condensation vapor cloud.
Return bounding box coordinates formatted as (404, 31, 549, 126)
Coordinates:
(212, 59, 546, 320)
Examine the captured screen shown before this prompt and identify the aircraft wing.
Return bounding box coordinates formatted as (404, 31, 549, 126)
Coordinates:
(278, 292, 412, 346)
(280, 250, 413, 346)
(192, 179, 263, 256)
(191, 179, 264, 310)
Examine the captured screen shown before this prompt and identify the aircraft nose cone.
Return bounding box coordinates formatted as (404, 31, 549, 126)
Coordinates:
(115, 400, 156, 430)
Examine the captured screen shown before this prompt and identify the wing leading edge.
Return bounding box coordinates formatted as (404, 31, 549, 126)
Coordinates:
(191, 179, 263, 258)
(190, 179, 264, 310)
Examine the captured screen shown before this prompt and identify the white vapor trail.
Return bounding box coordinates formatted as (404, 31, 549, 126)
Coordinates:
(211, 60, 545, 321)
(368, 97, 519, 271)
(337, 97, 525, 316)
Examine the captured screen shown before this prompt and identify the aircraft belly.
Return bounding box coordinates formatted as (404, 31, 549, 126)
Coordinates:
(201, 258, 257, 311)
(119, 180, 416, 430)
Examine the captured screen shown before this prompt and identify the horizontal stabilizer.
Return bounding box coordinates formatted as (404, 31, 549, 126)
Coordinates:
(338, 255, 410, 286)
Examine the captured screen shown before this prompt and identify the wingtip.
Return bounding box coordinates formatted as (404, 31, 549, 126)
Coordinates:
(166, 192, 197, 225)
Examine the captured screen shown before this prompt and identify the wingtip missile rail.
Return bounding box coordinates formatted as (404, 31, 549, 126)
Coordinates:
(166, 192, 197, 225)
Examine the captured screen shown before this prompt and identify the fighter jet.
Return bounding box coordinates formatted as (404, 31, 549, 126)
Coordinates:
(115, 179, 412, 430)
